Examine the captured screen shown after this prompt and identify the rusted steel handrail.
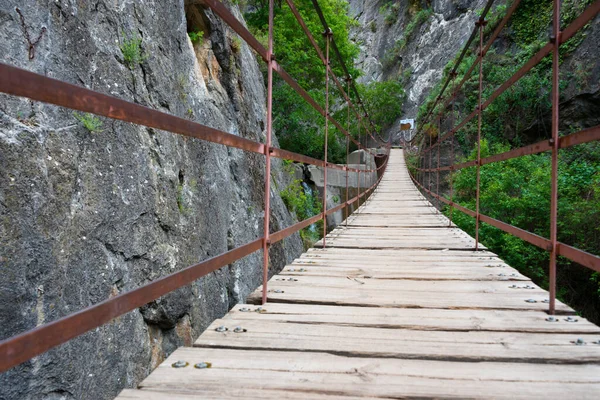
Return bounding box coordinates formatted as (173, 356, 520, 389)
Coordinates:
(416, 0, 495, 137)
(309, 0, 384, 144)
(413, 124, 599, 173)
(204, 0, 382, 156)
(408, 0, 600, 316)
(0, 0, 391, 372)
(418, 0, 522, 137)
(285, 0, 382, 148)
(419, 0, 600, 154)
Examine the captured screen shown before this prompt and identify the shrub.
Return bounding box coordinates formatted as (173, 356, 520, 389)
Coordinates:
(120, 33, 147, 69)
(188, 30, 204, 44)
(74, 112, 103, 133)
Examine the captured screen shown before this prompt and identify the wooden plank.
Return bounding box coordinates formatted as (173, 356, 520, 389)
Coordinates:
(248, 285, 573, 312)
(126, 348, 600, 400)
(224, 303, 600, 333)
(195, 319, 600, 363)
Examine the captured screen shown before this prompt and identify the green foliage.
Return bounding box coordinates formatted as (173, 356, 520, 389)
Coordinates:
(382, 8, 433, 69)
(414, 0, 600, 321)
(357, 79, 405, 131)
(120, 33, 147, 69)
(246, 0, 367, 163)
(230, 36, 242, 53)
(509, 0, 553, 46)
(380, 2, 401, 26)
(280, 178, 323, 247)
(369, 21, 377, 33)
(74, 112, 103, 133)
(188, 30, 204, 44)
(446, 140, 600, 318)
(246, 0, 359, 89)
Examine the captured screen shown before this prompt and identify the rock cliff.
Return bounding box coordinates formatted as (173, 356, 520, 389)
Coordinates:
(348, 0, 487, 133)
(0, 1, 302, 399)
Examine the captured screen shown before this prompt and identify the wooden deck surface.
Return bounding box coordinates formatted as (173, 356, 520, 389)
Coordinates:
(117, 149, 600, 399)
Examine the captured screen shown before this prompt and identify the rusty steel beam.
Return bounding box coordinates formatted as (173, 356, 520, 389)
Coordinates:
(415, 124, 599, 174)
(548, 0, 561, 314)
(475, 19, 485, 251)
(0, 63, 265, 155)
(270, 214, 323, 244)
(432, 0, 523, 126)
(204, 0, 269, 61)
(270, 148, 325, 167)
(0, 238, 263, 372)
(418, 0, 495, 132)
(559, 124, 600, 148)
(322, 30, 331, 247)
(423, 1, 600, 154)
(410, 171, 552, 249)
(261, 0, 275, 305)
(557, 243, 600, 273)
(410, 164, 599, 271)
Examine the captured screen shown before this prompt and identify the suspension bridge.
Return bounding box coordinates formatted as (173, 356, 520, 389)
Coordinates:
(1, 0, 600, 398)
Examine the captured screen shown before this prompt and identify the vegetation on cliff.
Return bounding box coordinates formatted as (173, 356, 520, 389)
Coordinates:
(414, 0, 599, 321)
(245, 0, 405, 163)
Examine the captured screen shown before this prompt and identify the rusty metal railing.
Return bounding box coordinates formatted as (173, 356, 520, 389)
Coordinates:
(407, 0, 600, 315)
(0, 0, 390, 372)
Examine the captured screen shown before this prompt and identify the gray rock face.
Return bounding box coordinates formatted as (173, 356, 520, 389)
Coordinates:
(0, 1, 302, 399)
(348, 0, 485, 133)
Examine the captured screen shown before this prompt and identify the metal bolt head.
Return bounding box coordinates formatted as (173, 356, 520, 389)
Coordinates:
(194, 362, 212, 369)
(215, 325, 228, 332)
(239, 307, 251, 312)
(565, 317, 578, 323)
(172, 360, 188, 368)
(509, 285, 517, 289)
(233, 326, 247, 333)
(574, 338, 585, 345)
(525, 299, 537, 303)
(255, 307, 265, 313)
(541, 299, 550, 304)
(545, 316, 558, 322)
(289, 268, 295, 272)
(592, 340, 600, 345)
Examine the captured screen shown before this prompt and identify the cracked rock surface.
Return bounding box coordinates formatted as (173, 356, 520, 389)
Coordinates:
(0, 1, 302, 399)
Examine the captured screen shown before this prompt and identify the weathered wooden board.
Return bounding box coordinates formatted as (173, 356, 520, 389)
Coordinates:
(115, 348, 600, 400)
(222, 303, 600, 333)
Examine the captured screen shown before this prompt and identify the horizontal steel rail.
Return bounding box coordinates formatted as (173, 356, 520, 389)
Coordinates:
(420, 0, 600, 154)
(408, 0, 600, 315)
(409, 175, 598, 273)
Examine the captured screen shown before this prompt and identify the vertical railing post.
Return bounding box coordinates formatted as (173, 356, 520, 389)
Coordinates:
(549, 0, 561, 314)
(322, 29, 331, 247)
(449, 96, 455, 228)
(345, 77, 350, 227)
(428, 128, 432, 193)
(437, 116, 440, 209)
(357, 122, 361, 211)
(261, 0, 275, 304)
(475, 17, 486, 251)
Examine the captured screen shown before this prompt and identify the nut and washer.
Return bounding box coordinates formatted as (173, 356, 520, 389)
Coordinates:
(172, 360, 189, 368)
(215, 325, 228, 332)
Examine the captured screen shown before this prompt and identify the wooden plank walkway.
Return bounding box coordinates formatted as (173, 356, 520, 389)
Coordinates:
(118, 149, 600, 399)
